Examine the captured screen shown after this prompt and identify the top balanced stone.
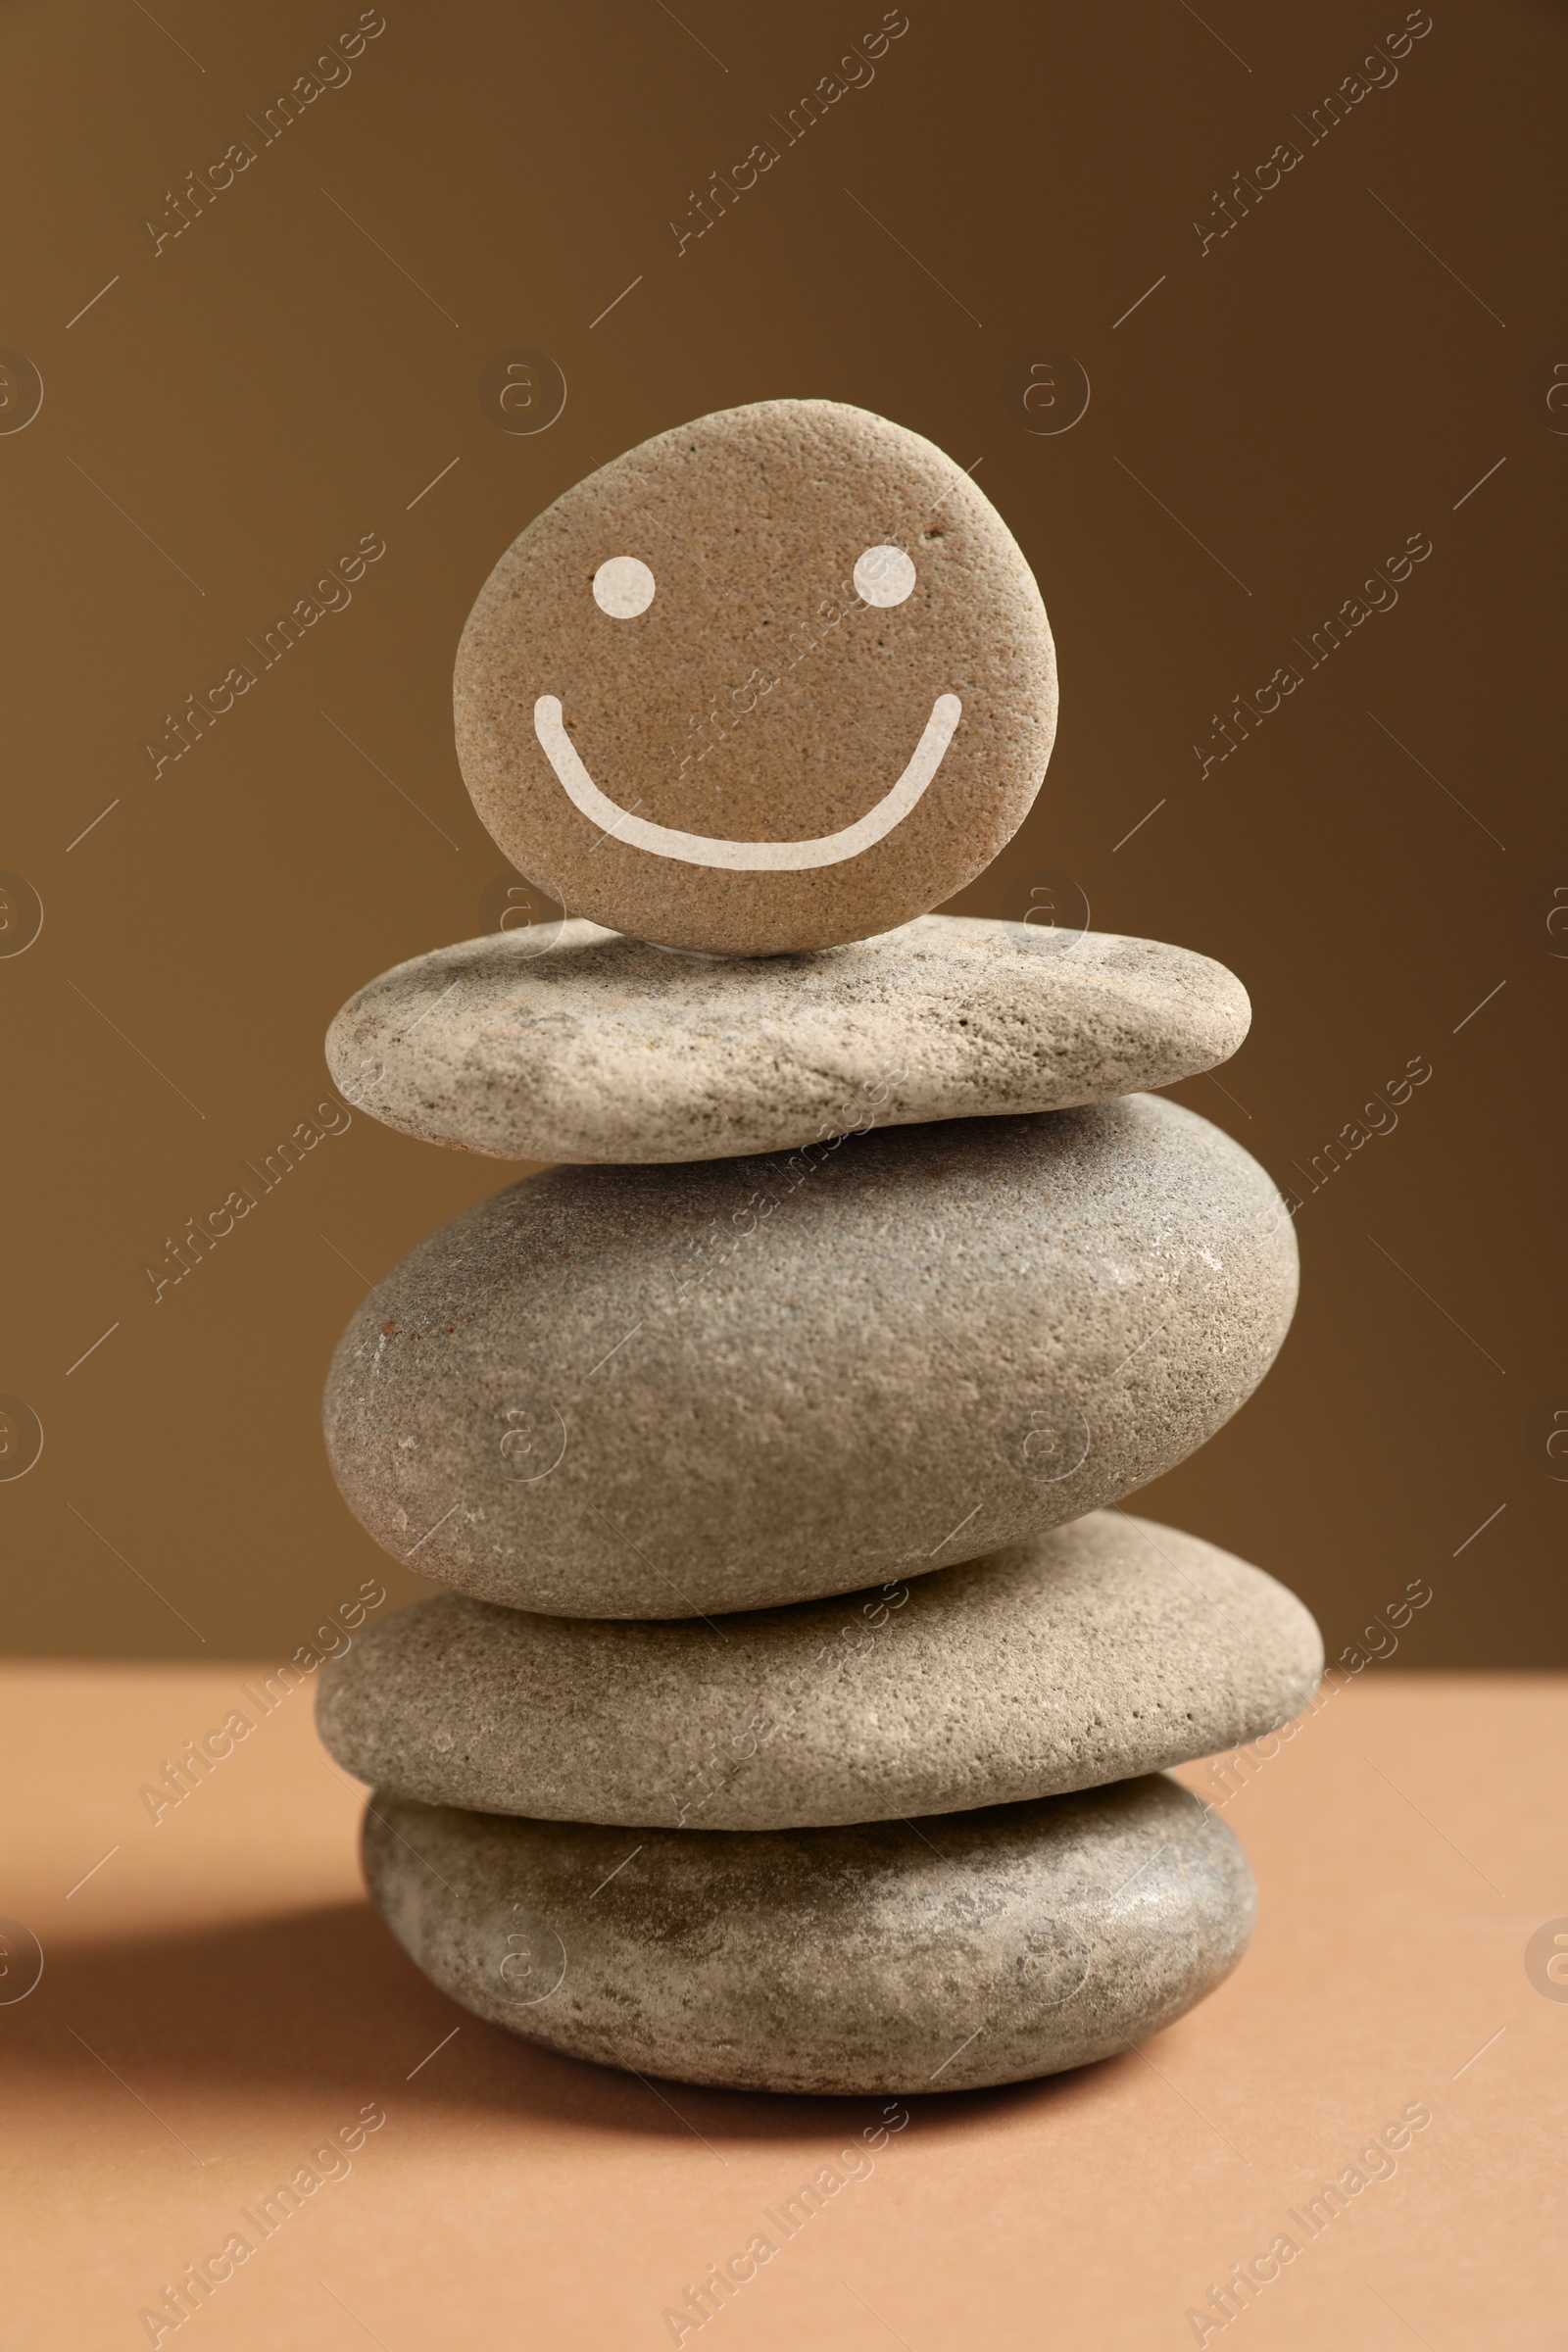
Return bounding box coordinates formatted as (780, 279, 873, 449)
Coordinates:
(453, 398, 1057, 956)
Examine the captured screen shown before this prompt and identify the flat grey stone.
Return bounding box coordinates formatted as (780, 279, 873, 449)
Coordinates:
(362, 1773, 1255, 2094)
(318, 1511, 1322, 1830)
(324, 1095, 1296, 1616)
(323, 914, 1250, 1165)
(324, 1095, 1297, 1617)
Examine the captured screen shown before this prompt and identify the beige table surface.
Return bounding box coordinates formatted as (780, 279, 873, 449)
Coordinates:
(2, 1664, 1563, 2351)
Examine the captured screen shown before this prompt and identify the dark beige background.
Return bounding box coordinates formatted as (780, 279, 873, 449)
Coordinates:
(1, 0, 1559, 1666)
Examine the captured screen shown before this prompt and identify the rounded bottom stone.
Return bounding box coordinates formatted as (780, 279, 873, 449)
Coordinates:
(362, 1774, 1255, 2094)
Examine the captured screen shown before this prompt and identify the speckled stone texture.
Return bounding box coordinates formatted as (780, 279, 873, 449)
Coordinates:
(453, 400, 1056, 955)
(324, 914, 1250, 1166)
(322, 1094, 1298, 1618)
(362, 1773, 1254, 2093)
(318, 1511, 1322, 1830)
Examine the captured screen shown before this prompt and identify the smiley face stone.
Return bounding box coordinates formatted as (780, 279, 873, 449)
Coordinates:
(454, 399, 1057, 956)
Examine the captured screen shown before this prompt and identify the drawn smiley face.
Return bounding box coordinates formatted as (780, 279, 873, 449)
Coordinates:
(454, 399, 1057, 956)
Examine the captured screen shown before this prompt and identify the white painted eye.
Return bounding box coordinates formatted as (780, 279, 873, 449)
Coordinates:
(593, 556, 656, 617)
(854, 544, 916, 608)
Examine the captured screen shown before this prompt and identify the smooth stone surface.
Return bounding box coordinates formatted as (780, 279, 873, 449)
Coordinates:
(318, 1511, 1322, 1830)
(323, 1096, 1298, 1618)
(324, 914, 1251, 1165)
(453, 400, 1056, 956)
(362, 1774, 1255, 2094)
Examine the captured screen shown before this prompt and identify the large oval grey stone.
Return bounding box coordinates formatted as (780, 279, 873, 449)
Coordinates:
(318, 1511, 1322, 1829)
(324, 914, 1250, 1165)
(322, 1094, 1298, 1617)
(362, 1774, 1255, 2093)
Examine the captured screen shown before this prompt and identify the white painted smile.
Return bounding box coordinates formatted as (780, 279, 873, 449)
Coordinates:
(533, 691, 962, 871)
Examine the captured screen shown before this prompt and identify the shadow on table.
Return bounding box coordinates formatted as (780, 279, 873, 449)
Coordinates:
(12, 1898, 1137, 2150)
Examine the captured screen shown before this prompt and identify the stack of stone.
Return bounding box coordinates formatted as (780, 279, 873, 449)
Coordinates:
(317, 400, 1318, 2096)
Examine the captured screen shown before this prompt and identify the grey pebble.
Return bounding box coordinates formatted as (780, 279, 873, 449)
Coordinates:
(361, 1772, 1256, 2094)
(324, 914, 1251, 1165)
(322, 1094, 1298, 1618)
(318, 1510, 1322, 1830)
